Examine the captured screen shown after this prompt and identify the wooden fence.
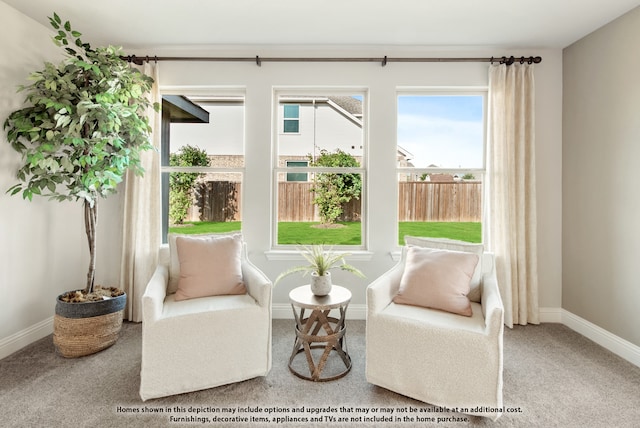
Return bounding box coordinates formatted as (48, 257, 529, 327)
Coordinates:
(398, 181, 482, 222)
(277, 182, 361, 222)
(193, 181, 242, 222)
(188, 180, 481, 222)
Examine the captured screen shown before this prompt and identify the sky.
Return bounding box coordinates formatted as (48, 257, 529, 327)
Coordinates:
(397, 95, 485, 169)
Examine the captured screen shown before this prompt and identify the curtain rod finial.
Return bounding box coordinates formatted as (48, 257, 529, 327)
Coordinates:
(127, 55, 144, 66)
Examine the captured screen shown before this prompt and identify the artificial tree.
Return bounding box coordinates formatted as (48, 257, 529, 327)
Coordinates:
(4, 14, 156, 301)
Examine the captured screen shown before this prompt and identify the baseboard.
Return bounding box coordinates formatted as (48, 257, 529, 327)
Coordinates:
(273, 303, 367, 320)
(275, 304, 640, 369)
(4, 307, 639, 370)
(0, 317, 53, 360)
(539, 306, 563, 323)
(560, 309, 640, 368)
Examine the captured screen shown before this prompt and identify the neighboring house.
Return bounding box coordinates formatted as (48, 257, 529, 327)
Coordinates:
(278, 95, 415, 181)
(278, 96, 362, 159)
(171, 95, 413, 182)
(277, 95, 363, 181)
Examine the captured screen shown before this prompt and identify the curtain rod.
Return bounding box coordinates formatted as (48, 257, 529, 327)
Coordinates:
(123, 55, 542, 67)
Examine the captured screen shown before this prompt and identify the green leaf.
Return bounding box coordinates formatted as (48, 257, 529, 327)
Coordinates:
(61, 157, 74, 172)
(130, 84, 142, 98)
(7, 184, 22, 196)
(5, 13, 156, 206)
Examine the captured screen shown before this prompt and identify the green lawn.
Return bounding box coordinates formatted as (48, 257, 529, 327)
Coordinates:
(277, 222, 361, 245)
(169, 221, 242, 235)
(169, 221, 481, 245)
(398, 222, 481, 244)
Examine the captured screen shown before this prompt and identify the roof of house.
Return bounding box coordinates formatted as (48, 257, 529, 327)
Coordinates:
(328, 96, 362, 116)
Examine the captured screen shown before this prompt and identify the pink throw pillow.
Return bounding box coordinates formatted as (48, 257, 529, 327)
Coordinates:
(393, 247, 478, 316)
(174, 234, 246, 301)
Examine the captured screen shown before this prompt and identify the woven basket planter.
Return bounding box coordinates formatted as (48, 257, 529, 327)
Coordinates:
(53, 291, 126, 358)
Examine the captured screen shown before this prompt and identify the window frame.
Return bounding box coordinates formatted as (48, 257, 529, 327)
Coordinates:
(159, 88, 246, 243)
(272, 88, 368, 251)
(395, 88, 487, 246)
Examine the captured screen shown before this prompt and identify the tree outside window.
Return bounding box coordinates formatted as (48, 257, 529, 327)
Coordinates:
(169, 145, 210, 225)
(310, 149, 362, 226)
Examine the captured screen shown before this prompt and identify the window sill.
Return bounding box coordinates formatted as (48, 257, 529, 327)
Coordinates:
(389, 250, 402, 262)
(265, 249, 374, 262)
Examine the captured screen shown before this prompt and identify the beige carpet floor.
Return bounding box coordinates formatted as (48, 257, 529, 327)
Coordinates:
(1, 320, 639, 427)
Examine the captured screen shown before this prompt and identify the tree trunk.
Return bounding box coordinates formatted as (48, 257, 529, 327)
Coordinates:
(84, 198, 98, 294)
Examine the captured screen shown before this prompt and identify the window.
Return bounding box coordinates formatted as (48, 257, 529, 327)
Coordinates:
(286, 160, 309, 182)
(396, 92, 486, 245)
(283, 104, 300, 133)
(160, 94, 245, 242)
(274, 92, 366, 248)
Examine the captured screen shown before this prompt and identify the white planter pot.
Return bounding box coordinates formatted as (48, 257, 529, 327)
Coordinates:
(310, 271, 332, 296)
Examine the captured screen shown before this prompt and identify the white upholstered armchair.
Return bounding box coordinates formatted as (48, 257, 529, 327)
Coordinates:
(366, 238, 504, 420)
(139, 234, 272, 401)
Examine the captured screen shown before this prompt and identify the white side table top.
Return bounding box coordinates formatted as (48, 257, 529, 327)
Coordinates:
(289, 285, 352, 310)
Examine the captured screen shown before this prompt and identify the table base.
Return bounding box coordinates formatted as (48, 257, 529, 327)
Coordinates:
(288, 311, 351, 381)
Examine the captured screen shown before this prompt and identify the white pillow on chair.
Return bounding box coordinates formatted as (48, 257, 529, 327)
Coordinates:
(394, 246, 478, 316)
(173, 234, 246, 301)
(167, 232, 242, 294)
(404, 236, 484, 302)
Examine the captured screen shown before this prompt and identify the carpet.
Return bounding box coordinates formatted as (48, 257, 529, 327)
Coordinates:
(1, 320, 639, 427)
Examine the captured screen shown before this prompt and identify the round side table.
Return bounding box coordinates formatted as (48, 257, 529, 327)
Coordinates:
(288, 285, 352, 381)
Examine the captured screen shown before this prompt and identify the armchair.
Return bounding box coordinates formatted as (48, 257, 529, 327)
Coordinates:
(366, 240, 504, 420)
(139, 234, 272, 401)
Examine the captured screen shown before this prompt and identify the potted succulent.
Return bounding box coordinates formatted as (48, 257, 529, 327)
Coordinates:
(3, 14, 157, 357)
(275, 245, 365, 296)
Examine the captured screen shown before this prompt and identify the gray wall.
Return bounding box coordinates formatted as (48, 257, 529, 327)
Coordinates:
(563, 6, 640, 347)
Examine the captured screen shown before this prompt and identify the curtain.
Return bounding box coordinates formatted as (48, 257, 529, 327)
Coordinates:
(120, 62, 161, 322)
(485, 63, 539, 327)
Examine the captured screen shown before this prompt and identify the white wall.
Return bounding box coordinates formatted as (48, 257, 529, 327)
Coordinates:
(563, 6, 640, 347)
(0, 2, 123, 357)
(0, 2, 79, 351)
(151, 45, 563, 311)
(0, 5, 563, 355)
